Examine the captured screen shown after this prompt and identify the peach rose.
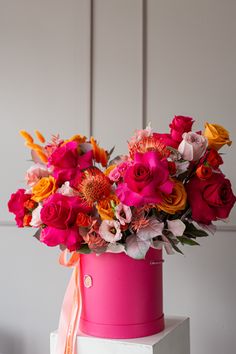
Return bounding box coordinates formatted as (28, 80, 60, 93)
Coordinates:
(203, 123, 232, 151)
(158, 180, 187, 214)
(31, 176, 57, 202)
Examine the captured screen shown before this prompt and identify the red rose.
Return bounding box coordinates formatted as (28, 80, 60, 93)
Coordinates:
(206, 149, 223, 168)
(186, 173, 236, 224)
(40, 226, 82, 251)
(8, 189, 32, 227)
(169, 115, 194, 143)
(153, 133, 179, 149)
(40, 194, 91, 229)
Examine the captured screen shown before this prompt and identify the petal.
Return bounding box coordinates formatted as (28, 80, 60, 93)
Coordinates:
(137, 218, 164, 240)
(167, 219, 186, 236)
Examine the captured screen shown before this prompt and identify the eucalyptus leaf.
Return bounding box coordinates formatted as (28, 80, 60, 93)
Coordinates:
(33, 229, 41, 241)
(125, 234, 150, 259)
(78, 244, 92, 254)
(184, 221, 209, 238)
(177, 236, 200, 246)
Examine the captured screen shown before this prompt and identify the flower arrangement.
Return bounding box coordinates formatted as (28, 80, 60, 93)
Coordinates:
(8, 116, 236, 259)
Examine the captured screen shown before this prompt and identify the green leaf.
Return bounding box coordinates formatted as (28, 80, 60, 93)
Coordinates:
(77, 244, 92, 254)
(168, 237, 184, 255)
(177, 236, 200, 246)
(184, 222, 209, 238)
(33, 229, 41, 241)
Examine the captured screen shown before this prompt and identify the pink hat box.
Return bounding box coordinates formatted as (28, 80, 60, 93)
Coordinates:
(79, 248, 164, 339)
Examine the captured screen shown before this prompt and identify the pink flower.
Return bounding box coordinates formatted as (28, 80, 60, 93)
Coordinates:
(115, 204, 132, 225)
(40, 226, 82, 251)
(8, 189, 32, 227)
(25, 164, 50, 187)
(99, 220, 122, 243)
(40, 194, 91, 229)
(128, 124, 153, 149)
(48, 141, 93, 184)
(109, 162, 131, 182)
(178, 132, 208, 161)
(169, 115, 194, 142)
(153, 133, 179, 149)
(116, 151, 174, 207)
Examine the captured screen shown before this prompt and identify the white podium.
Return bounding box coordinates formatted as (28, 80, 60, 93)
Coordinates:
(50, 316, 190, 354)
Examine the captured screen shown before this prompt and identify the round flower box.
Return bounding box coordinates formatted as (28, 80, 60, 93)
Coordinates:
(79, 248, 164, 338)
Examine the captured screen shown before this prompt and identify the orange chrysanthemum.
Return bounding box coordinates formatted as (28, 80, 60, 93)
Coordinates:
(90, 137, 108, 167)
(129, 136, 170, 159)
(79, 167, 111, 205)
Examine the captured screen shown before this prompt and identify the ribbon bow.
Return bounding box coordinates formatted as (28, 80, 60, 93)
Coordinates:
(56, 250, 81, 354)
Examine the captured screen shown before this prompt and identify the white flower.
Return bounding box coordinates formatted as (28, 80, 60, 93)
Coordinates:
(115, 204, 132, 225)
(178, 132, 208, 161)
(99, 220, 122, 243)
(57, 181, 79, 196)
(30, 205, 43, 227)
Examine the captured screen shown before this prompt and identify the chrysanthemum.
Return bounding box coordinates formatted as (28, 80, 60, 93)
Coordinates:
(79, 167, 111, 206)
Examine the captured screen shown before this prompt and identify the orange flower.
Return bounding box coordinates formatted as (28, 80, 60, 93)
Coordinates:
(203, 123, 232, 151)
(129, 136, 170, 159)
(24, 199, 38, 211)
(23, 213, 32, 227)
(196, 165, 213, 179)
(158, 179, 187, 214)
(104, 164, 116, 176)
(79, 167, 111, 205)
(32, 176, 57, 202)
(65, 134, 87, 145)
(96, 194, 120, 220)
(90, 137, 108, 167)
(35, 130, 46, 143)
(19, 130, 34, 144)
(76, 212, 93, 227)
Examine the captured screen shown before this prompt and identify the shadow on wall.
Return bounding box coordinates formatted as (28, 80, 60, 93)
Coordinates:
(0, 328, 25, 354)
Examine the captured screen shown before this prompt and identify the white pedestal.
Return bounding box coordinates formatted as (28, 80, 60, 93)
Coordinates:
(50, 316, 190, 354)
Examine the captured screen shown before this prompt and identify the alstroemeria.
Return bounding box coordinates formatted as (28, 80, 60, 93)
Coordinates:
(99, 220, 122, 243)
(116, 151, 174, 207)
(115, 204, 132, 225)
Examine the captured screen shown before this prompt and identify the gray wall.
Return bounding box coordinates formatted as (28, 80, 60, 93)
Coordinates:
(0, 1, 236, 353)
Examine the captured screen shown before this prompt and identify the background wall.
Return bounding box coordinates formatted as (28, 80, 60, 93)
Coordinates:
(0, 1, 235, 353)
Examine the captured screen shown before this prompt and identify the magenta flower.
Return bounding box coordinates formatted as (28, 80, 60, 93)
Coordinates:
(116, 151, 174, 207)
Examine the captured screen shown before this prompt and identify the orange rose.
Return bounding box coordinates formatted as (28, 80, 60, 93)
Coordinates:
(32, 176, 57, 202)
(203, 123, 232, 151)
(96, 194, 119, 220)
(76, 212, 93, 227)
(158, 180, 187, 214)
(196, 165, 212, 179)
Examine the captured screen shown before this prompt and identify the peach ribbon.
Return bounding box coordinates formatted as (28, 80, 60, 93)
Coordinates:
(55, 251, 81, 354)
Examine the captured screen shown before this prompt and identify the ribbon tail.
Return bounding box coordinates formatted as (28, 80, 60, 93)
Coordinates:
(56, 257, 81, 354)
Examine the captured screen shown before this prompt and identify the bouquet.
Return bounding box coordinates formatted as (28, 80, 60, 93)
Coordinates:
(8, 116, 236, 259)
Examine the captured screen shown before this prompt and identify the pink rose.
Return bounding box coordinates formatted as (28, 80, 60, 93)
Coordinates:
(178, 132, 208, 161)
(40, 226, 82, 251)
(186, 173, 236, 224)
(25, 164, 50, 187)
(116, 151, 174, 207)
(48, 141, 93, 184)
(169, 115, 194, 142)
(40, 194, 91, 229)
(8, 189, 32, 227)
